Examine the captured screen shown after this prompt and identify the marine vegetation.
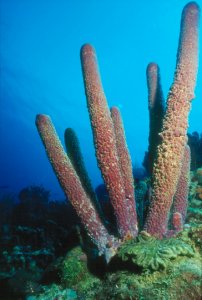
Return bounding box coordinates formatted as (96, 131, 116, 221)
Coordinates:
(33, 2, 201, 299)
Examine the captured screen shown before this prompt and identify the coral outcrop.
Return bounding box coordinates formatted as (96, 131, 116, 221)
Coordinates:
(36, 2, 200, 251)
(32, 2, 201, 299)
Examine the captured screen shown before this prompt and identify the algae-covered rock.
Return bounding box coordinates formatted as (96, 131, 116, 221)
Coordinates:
(95, 255, 201, 300)
(188, 168, 202, 224)
(26, 284, 77, 300)
(186, 223, 202, 255)
(60, 246, 101, 298)
(76, 231, 201, 300)
(117, 232, 195, 271)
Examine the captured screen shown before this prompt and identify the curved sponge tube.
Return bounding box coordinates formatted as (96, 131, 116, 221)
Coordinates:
(64, 128, 101, 215)
(36, 114, 117, 258)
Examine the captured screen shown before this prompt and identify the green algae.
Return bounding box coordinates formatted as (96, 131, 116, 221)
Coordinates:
(97, 255, 201, 300)
(56, 228, 202, 300)
(60, 246, 101, 298)
(91, 234, 202, 300)
(117, 232, 195, 271)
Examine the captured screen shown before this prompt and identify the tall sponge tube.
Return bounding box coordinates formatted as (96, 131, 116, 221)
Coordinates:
(80, 44, 138, 238)
(144, 2, 200, 238)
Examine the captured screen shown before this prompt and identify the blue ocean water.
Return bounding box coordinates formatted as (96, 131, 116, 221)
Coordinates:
(0, 0, 201, 200)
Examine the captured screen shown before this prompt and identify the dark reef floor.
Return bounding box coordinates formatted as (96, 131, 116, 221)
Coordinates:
(0, 168, 201, 300)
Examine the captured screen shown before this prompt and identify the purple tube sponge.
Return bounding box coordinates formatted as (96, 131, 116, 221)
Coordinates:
(144, 2, 200, 238)
(36, 114, 118, 261)
(171, 145, 191, 232)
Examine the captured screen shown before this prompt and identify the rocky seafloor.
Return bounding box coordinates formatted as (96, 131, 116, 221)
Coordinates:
(0, 168, 201, 300)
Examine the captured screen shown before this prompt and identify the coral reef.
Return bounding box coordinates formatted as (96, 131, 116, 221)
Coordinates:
(0, 185, 81, 298)
(1, 2, 200, 300)
(37, 5, 199, 258)
(0, 167, 200, 297)
(187, 168, 202, 226)
(95, 253, 202, 300)
(34, 2, 201, 299)
(36, 3, 200, 251)
(25, 284, 77, 300)
(60, 247, 101, 297)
